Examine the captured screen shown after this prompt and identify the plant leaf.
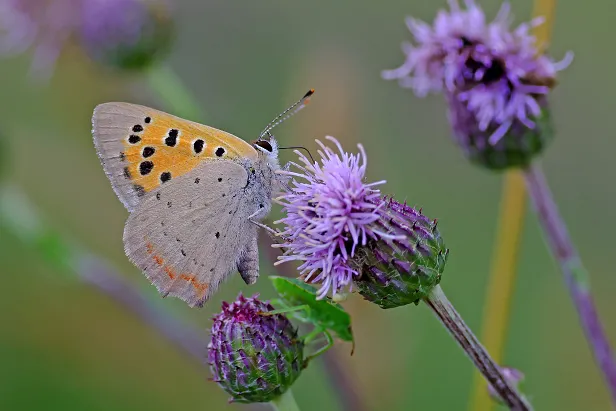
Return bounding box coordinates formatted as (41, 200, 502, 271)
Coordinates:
(269, 276, 354, 343)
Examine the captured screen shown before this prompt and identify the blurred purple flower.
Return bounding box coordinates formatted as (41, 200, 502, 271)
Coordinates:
(274, 137, 388, 298)
(382, 0, 572, 146)
(208, 293, 304, 403)
(0, 0, 171, 79)
(80, 0, 172, 71)
(0, 0, 80, 78)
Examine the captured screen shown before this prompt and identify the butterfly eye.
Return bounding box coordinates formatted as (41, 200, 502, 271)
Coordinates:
(253, 140, 273, 152)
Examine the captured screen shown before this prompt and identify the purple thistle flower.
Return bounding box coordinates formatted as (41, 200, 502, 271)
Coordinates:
(382, 0, 573, 169)
(275, 136, 387, 299)
(208, 293, 304, 403)
(0, 0, 172, 78)
(275, 137, 448, 307)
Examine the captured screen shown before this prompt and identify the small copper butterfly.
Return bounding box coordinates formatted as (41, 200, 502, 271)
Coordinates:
(92, 90, 313, 307)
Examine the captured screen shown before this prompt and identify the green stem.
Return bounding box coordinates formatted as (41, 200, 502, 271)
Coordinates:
(270, 389, 301, 411)
(145, 63, 204, 121)
(424, 285, 532, 410)
(0, 184, 206, 362)
(304, 329, 334, 362)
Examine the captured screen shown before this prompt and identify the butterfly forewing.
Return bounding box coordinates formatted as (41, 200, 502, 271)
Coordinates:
(92, 102, 257, 212)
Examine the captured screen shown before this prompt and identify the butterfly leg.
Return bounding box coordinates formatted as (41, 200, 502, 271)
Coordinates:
(249, 218, 279, 237)
(274, 161, 294, 192)
(237, 233, 259, 285)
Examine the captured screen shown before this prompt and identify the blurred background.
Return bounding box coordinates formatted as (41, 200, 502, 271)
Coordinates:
(0, 0, 614, 410)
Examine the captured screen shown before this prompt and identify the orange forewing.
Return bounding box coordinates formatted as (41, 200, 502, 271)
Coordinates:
(122, 111, 257, 193)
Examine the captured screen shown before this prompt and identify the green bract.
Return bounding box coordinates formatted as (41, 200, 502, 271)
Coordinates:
(353, 199, 449, 309)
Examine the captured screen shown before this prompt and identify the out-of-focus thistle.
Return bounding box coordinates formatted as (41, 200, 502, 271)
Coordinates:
(275, 137, 531, 409)
(0, 0, 173, 77)
(382, 1, 616, 404)
(382, 0, 572, 170)
(488, 367, 524, 406)
(208, 293, 304, 404)
(275, 136, 447, 307)
(80, 0, 173, 71)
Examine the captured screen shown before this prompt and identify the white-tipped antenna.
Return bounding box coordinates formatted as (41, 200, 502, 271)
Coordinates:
(258, 89, 314, 139)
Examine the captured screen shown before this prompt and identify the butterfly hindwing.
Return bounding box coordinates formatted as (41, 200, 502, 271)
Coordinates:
(92, 102, 258, 212)
(123, 160, 266, 307)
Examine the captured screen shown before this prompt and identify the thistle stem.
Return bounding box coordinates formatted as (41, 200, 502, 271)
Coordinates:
(523, 162, 616, 403)
(424, 285, 532, 410)
(270, 389, 301, 411)
(470, 0, 557, 408)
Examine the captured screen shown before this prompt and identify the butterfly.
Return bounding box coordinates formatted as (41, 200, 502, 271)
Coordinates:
(92, 90, 313, 308)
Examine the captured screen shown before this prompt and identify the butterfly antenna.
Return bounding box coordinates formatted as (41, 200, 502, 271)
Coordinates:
(279, 146, 316, 164)
(258, 89, 314, 139)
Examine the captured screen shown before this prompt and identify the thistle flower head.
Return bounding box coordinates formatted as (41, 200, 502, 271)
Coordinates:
(382, 0, 572, 169)
(208, 294, 304, 403)
(276, 137, 448, 307)
(275, 136, 386, 299)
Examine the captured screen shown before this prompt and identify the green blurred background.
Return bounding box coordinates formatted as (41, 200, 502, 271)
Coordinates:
(0, 0, 614, 410)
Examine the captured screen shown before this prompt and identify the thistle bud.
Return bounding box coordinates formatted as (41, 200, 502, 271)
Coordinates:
(80, 0, 173, 71)
(208, 294, 304, 403)
(382, 0, 572, 170)
(488, 367, 525, 405)
(275, 137, 448, 308)
(352, 198, 448, 308)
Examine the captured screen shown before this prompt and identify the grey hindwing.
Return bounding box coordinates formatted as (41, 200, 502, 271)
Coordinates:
(122, 158, 273, 307)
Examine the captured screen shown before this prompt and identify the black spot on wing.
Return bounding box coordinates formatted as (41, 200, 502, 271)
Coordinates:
(193, 139, 205, 154)
(142, 147, 155, 157)
(160, 171, 171, 182)
(165, 129, 179, 147)
(139, 161, 154, 175)
(133, 185, 145, 197)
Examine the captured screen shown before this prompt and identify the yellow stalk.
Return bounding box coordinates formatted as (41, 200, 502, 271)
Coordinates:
(468, 1, 556, 410)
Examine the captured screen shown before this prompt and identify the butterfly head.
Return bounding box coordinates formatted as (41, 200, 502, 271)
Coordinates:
(252, 135, 280, 168)
(252, 89, 313, 170)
